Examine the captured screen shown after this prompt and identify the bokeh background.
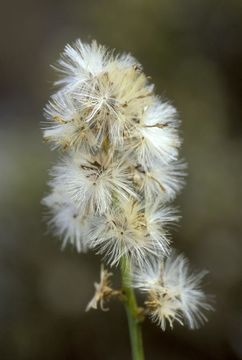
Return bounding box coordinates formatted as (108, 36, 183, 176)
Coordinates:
(1, 0, 242, 359)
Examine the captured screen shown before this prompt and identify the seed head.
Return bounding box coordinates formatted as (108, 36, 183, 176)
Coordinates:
(42, 39, 213, 331)
(42, 39, 184, 260)
(133, 253, 214, 330)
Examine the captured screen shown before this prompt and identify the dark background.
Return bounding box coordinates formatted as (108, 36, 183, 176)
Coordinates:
(1, 0, 242, 359)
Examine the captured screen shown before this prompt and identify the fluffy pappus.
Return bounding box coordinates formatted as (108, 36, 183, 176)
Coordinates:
(89, 200, 178, 267)
(125, 100, 182, 168)
(131, 160, 186, 202)
(49, 150, 136, 215)
(42, 187, 90, 252)
(133, 253, 213, 330)
(42, 39, 213, 334)
(43, 91, 98, 150)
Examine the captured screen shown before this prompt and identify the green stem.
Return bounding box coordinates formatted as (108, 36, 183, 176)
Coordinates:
(121, 257, 145, 360)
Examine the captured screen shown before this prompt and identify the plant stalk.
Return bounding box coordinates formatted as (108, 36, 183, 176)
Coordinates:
(121, 257, 145, 360)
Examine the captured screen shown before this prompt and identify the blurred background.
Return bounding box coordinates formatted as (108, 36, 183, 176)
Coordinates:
(1, 0, 242, 359)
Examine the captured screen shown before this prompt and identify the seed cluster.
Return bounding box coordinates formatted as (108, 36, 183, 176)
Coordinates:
(42, 40, 212, 330)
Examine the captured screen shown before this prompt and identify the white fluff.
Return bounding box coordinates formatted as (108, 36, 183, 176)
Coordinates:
(126, 100, 181, 168)
(89, 200, 178, 266)
(133, 253, 213, 330)
(42, 187, 90, 252)
(42, 39, 212, 331)
(49, 151, 136, 215)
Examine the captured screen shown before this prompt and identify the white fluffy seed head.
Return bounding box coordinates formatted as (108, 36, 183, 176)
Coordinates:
(49, 150, 136, 216)
(124, 100, 181, 169)
(88, 200, 179, 267)
(43, 92, 99, 151)
(133, 253, 213, 330)
(54, 40, 111, 91)
(42, 40, 213, 330)
(131, 160, 186, 203)
(42, 187, 90, 252)
(43, 39, 185, 263)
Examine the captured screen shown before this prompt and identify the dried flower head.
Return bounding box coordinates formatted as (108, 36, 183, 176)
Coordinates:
(88, 200, 179, 266)
(42, 186, 90, 252)
(42, 39, 184, 262)
(86, 265, 114, 311)
(42, 40, 213, 336)
(44, 40, 184, 264)
(133, 253, 213, 330)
